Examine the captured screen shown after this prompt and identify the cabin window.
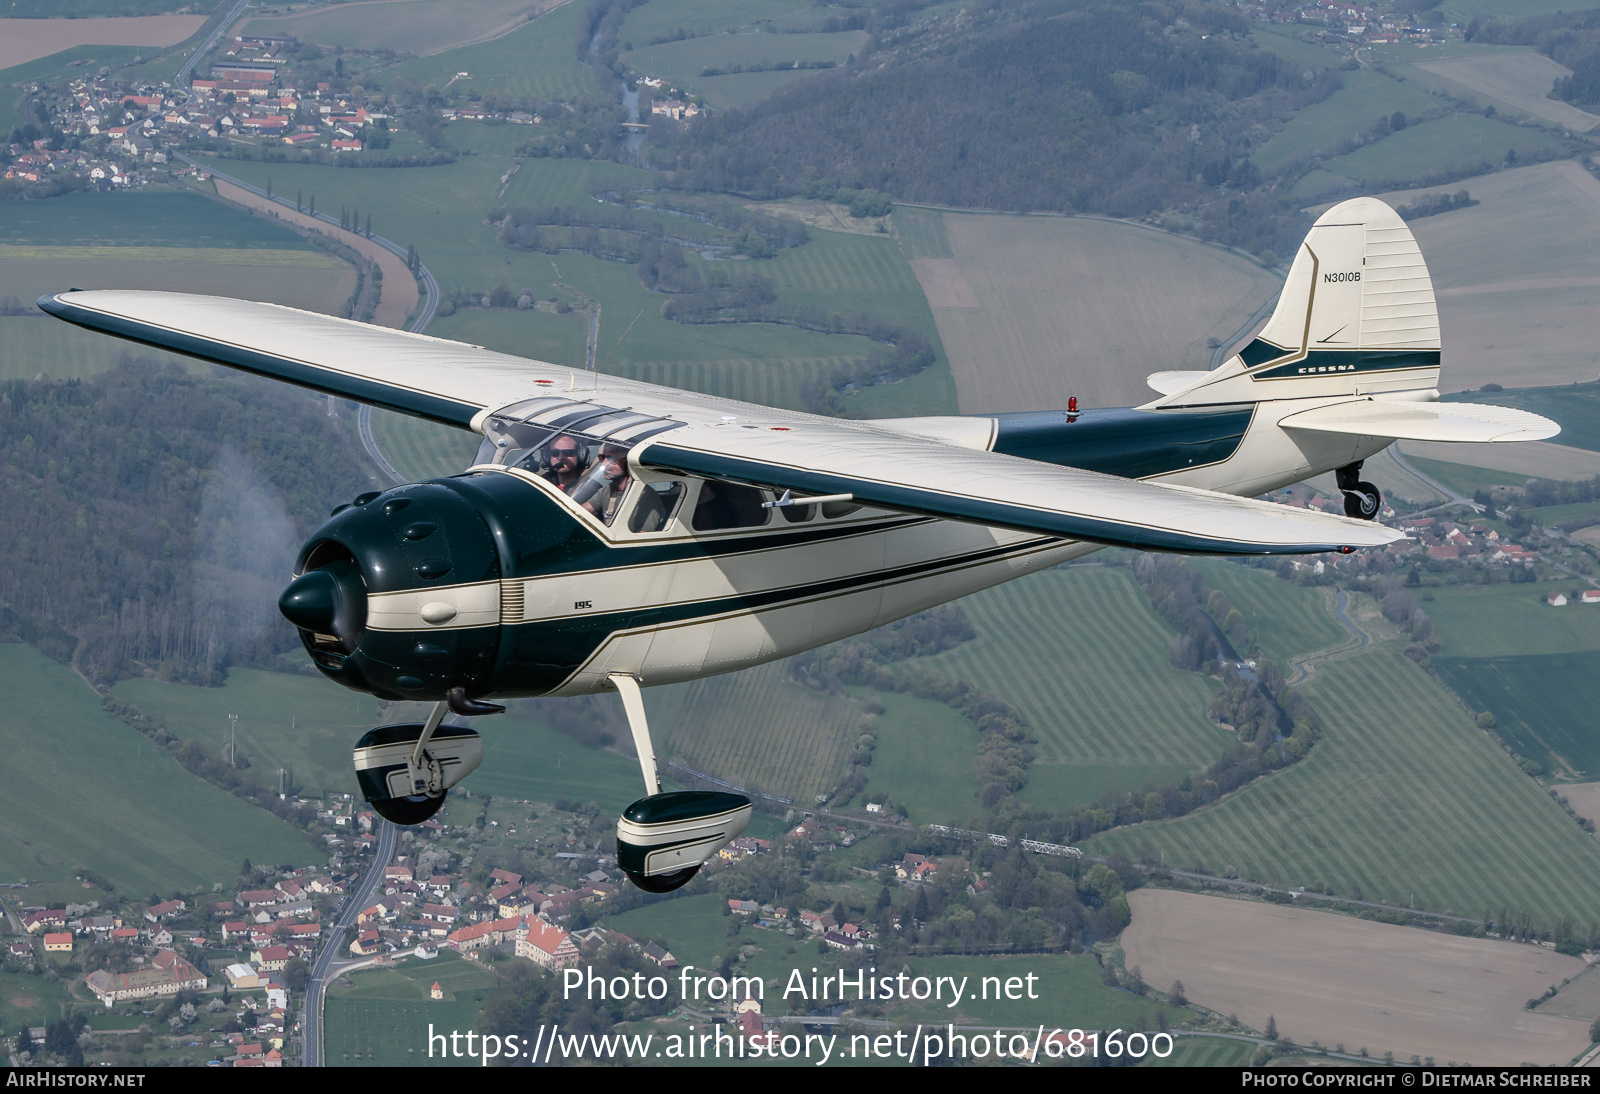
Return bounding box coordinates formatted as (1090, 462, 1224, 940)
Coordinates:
(691, 482, 771, 531)
(822, 500, 863, 519)
(778, 502, 815, 523)
(627, 482, 685, 533)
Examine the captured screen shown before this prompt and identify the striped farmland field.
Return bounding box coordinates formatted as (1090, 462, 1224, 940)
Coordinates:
(660, 659, 860, 802)
(928, 567, 1230, 768)
(1143, 1036, 1255, 1068)
(620, 355, 862, 410)
(1189, 559, 1347, 668)
(1088, 645, 1600, 924)
(368, 409, 480, 482)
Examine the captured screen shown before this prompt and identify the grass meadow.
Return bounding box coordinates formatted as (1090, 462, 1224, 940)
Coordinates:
(893, 204, 953, 260)
(1445, 381, 1600, 454)
(1293, 114, 1566, 201)
(1434, 652, 1600, 778)
(1145, 1036, 1256, 1067)
(368, 410, 482, 481)
(0, 972, 72, 1036)
(661, 659, 861, 802)
(0, 644, 316, 895)
(618, 0, 817, 44)
(1189, 559, 1348, 669)
(1424, 584, 1600, 658)
(242, 0, 548, 56)
(853, 688, 982, 822)
(1089, 645, 1600, 924)
(625, 30, 867, 109)
(1252, 68, 1442, 174)
(0, 316, 190, 382)
(114, 668, 385, 798)
(381, 0, 594, 101)
(325, 951, 503, 1067)
(1406, 456, 1529, 496)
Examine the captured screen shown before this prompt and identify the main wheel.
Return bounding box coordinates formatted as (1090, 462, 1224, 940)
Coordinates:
(624, 866, 700, 893)
(1343, 481, 1381, 521)
(370, 792, 445, 826)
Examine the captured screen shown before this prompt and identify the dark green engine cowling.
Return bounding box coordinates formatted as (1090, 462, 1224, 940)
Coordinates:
(280, 479, 503, 702)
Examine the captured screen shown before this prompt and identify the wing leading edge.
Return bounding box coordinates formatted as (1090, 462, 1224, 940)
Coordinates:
(41, 289, 1403, 556)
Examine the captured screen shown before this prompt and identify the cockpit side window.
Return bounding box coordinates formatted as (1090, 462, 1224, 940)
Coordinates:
(691, 481, 771, 531)
(628, 481, 685, 533)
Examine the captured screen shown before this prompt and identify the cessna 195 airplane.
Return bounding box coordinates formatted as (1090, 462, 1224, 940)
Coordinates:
(41, 197, 1558, 892)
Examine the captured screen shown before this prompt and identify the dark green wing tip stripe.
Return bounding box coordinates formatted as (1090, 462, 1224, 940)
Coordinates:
(36, 293, 483, 431)
(644, 444, 1360, 557)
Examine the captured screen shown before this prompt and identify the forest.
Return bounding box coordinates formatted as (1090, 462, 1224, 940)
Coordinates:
(0, 359, 376, 685)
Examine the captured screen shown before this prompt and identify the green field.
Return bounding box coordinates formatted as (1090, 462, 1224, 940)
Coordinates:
(1190, 559, 1348, 669)
(1145, 1035, 1256, 1067)
(0, 316, 191, 382)
(0, 644, 316, 894)
(382, 0, 593, 101)
(618, 0, 818, 44)
(114, 668, 386, 798)
(0, 189, 317, 250)
(1252, 68, 1443, 174)
(1423, 584, 1600, 658)
(1019, 763, 1198, 815)
(893, 204, 953, 260)
(659, 659, 861, 802)
(475, 707, 681, 815)
(1444, 382, 1600, 454)
(926, 568, 1230, 770)
(1293, 115, 1565, 201)
(1407, 455, 1530, 496)
(325, 951, 502, 1067)
(0, 45, 151, 87)
(855, 688, 982, 822)
(369, 410, 482, 481)
(1434, 652, 1600, 778)
(243, 0, 542, 55)
(1089, 645, 1600, 923)
(626, 30, 866, 109)
(0, 972, 73, 1036)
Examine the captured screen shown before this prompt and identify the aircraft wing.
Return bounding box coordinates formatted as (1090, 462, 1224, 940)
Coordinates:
(40, 289, 1403, 556)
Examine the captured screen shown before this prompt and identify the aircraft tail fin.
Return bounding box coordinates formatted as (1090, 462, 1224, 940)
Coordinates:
(1147, 197, 1441, 406)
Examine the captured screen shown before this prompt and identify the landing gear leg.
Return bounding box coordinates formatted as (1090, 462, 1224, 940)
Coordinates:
(1336, 461, 1382, 521)
(609, 672, 752, 893)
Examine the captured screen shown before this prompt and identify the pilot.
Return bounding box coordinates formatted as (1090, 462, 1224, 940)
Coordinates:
(540, 437, 587, 494)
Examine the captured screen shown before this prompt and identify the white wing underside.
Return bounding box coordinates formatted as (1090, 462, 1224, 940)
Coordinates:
(40, 289, 1403, 555)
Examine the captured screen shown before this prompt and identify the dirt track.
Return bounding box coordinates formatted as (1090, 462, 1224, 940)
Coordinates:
(213, 179, 417, 329)
(1123, 888, 1590, 1064)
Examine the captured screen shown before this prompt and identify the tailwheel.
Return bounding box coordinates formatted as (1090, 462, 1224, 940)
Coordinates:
(371, 792, 446, 826)
(1342, 481, 1381, 521)
(624, 866, 701, 894)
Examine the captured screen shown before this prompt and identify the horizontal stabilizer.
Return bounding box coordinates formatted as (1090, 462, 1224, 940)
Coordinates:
(1146, 371, 1210, 396)
(1278, 399, 1560, 443)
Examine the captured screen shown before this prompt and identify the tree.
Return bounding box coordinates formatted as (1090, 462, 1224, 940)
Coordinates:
(283, 956, 309, 993)
(1170, 980, 1187, 1006)
(1589, 1016, 1600, 1043)
(1264, 1014, 1278, 1040)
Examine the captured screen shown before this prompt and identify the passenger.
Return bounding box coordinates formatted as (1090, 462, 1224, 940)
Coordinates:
(540, 437, 587, 494)
(570, 442, 635, 523)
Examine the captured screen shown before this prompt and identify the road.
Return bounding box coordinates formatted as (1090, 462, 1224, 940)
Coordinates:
(1387, 442, 1483, 513)
(175, 0, 251, 87)
(302, 819, 396, 1067)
